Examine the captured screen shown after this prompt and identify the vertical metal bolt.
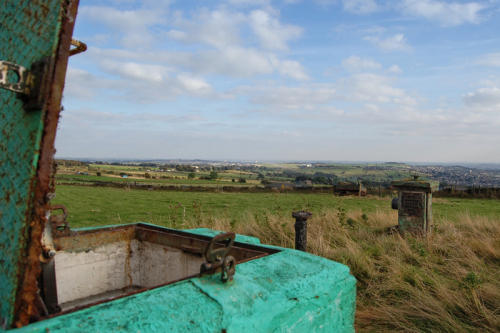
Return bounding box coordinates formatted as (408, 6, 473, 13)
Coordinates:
(292, 211, 312, 252)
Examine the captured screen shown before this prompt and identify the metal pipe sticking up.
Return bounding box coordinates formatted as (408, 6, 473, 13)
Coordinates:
(292, 211, 312, 252)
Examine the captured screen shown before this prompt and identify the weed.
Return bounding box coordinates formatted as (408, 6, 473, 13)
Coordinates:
(460, 272, 483, 290)
(361, 213, 369, 223)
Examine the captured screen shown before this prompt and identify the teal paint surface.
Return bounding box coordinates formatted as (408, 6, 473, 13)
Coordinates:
(0, 0, 65, 327)
(182, 227, 261, 245)
(5, 227, 356, 332)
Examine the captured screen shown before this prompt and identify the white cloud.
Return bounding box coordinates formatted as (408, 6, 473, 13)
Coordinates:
(225, 0, 271, 6)
(194, 46, 275, 77)
(78, 6, 166, 47)
(463, 87, 500, 112)
(342, 55, 382, 72)
(176, 75, 214, 96)
(166, 8, 246, 48)
(65, 64, 224, 102)
(338, 73, 414, 104)
(234, 85, 336, 109)
(272, 58, 311, 80)
(387, 65, 403, 74)
(363, 34, 412, 52)
(393, 96, 418, 105)
(88, 46, 309, 81)
(99, 60, 168, 83)
(343, 0, 379, 14)
(64, 67, 108, 100)
(475, 52, 500, 67)
(401, 0, 487, 26)
(249, 10, 303, 51)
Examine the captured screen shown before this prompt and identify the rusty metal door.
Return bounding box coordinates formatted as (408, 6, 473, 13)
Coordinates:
(0, 0, 79, 328)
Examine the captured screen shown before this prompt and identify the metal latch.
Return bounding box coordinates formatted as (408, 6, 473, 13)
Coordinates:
(0, 61, 35, 95)
(49, 205, 71, 236)
(200, 232, 236, 283)
(0, 58, 50, 110)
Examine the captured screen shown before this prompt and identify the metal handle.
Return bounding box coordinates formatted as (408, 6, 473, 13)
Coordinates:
(204, 232, 235, 262)
(69, 39, 87, 56)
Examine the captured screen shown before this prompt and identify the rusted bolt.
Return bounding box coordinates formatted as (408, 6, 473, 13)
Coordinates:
(47, 250, 56, 258)
(292, 211, 312, 252)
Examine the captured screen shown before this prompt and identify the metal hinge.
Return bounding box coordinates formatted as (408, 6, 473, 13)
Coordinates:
(0, 59, 50, 110)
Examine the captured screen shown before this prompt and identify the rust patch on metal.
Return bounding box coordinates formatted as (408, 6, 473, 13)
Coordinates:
(13, 0, 80, 328)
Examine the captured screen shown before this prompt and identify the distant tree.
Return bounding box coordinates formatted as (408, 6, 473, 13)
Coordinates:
(188, 172, 196, 179)
(209, 171, 218, 180)
(257, 173, 265, 180)
(295, 175, 311, 182)
(96, 172, 101, 176)
(238, 178, 247, 183)
(232, 178, 235, 182)
(144, 173, 151, 179)
(261, 179, 271, 185)
(313, 176, 327, 184)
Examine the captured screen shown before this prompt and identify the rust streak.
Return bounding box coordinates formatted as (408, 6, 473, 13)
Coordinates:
(12, 0, 80, 328)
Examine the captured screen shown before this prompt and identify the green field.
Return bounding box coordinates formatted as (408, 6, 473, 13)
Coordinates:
(52, 185, 500, 229)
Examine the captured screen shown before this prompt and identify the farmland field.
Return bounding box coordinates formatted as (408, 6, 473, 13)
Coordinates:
(52, 185, 500, 228)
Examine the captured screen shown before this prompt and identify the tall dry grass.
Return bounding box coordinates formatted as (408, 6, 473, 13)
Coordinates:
(176, 207, 500, 332)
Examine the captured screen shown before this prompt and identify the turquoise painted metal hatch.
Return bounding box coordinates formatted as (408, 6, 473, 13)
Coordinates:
(0, 0, 79, 328)
(0, 1, 356, 331)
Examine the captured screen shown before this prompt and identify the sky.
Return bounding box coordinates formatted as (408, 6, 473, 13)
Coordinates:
(55, 0, 500, 163)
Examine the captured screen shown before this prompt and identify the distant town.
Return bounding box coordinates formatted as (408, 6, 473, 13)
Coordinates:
(59, 158, 500, 189)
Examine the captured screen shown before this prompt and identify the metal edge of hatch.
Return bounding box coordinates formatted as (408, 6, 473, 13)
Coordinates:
(12, 0, 80, 328)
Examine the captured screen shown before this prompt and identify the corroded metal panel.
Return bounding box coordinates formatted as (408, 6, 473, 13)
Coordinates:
(401, 192, 423, 217)
(0, 0, 78, 328)
(398, 191, 426, 233)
